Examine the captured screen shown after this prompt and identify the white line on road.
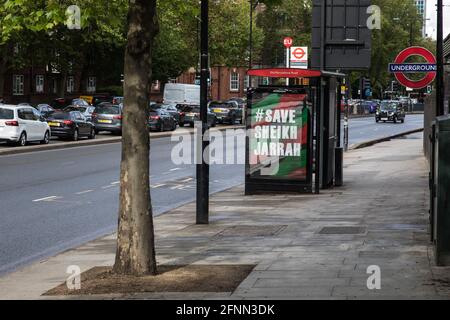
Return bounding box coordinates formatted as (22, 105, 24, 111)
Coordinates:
(170, 168, 182, 172)
(76, 190, 94, 195)
(32, 196, 60, 202)
(151, 183, 166, 189)
(101, 185, 117, 190)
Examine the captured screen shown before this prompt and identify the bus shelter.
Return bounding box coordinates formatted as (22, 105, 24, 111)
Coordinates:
(245, 68, 345, 195)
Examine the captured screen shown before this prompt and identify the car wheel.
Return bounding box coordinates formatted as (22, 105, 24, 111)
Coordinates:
(393, 117, 397, 124)
(160, 122, 164, 132)
(376, 118, 379, 123)
(89, 128, 96, 139)
(72, 129, 79, 141)
(40, 131, 50, 145)
(18, 132, 27, 147)
(95, 129, 100, 134)
(179, 122, 185, 127)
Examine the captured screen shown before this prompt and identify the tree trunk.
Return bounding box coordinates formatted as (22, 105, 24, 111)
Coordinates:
(0, 45, 10, 100)
(58, 73, 67, 98)
(113, 0, 158, 276)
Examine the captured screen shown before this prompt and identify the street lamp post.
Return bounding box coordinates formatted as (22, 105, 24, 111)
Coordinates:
(196, 0, 209, 224)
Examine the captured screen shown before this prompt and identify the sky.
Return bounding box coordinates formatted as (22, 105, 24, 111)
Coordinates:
(425, 0, 450, 39)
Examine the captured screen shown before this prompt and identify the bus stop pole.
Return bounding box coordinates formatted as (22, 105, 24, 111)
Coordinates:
(196, 0, 209, 224)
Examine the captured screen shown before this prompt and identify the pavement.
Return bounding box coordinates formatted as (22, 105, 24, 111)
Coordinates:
(1, 132, 450, 300)
(0, 115, 424, 276)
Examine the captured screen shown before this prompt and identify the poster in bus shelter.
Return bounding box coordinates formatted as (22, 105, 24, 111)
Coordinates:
(248, 90, 309, 181)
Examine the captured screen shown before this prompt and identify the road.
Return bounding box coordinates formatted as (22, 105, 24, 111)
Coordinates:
(0, 114, 424, 275)
(344, 114, 424, 146)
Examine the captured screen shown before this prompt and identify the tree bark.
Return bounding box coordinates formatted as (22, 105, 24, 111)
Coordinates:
(0, 45, 10, 100)
(113, 0, 159, 276)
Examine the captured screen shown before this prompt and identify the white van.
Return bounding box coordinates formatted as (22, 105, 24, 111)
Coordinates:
(163, 83, 200, 106)
(0, 105, 50, 146)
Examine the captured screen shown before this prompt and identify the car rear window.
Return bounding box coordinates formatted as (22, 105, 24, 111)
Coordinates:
(0, 108, 14, 119)
(95, 105, 120, 115)
(51, 113, 72, 120)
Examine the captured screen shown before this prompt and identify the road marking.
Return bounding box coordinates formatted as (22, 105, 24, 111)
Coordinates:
(180, 177, 194, 183)
(151, 183, 166, 189)
(101, 185, 117, 190)
(76, 190, 94, 195)
(110, 181, 120, 185)
(33, 196, 60, 202)
(170, 168, 182, 172)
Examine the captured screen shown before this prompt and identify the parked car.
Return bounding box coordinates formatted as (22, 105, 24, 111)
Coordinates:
(209, 101, 243, 124)
(150, 103, 185, 125)
(36, 104, 56, 119)
(51, 98, 89, 110)
(46, 111, 95, 141)
(148, 109, 177, 132)
(92, 103, 123, 134)
(0, 105, 50, 146)
(227, 97, 246, 108)
(63, 105, 96, 122)
(181, 105, 216, 128)
(79, 95, 113, 106)
(112, 96, 124, 105)
(376, 101, 405, 123)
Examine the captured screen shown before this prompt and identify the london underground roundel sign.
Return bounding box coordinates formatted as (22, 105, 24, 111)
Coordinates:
(389, 46, 437, 90)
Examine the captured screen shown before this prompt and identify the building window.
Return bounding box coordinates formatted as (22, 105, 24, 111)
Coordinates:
(230, 72, 239, 92)
(51, 79, 58, 94)
(67, 76, 75, 93)
(244, 76, 250, 91)
(36, 75, 44, 93)
(87, 77, 96, 93)
(13, 75, 24, 95)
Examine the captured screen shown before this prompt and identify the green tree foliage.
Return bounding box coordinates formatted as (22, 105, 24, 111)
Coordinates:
(367, 0, 435, 97)
(256, 0, 312, 67)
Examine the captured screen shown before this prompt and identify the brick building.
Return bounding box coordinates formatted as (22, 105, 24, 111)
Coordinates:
(1, 67, 98, 105)
(150, 66, 249, 103)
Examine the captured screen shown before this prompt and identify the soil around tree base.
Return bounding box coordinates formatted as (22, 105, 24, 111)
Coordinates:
(43, 265, 256, 296)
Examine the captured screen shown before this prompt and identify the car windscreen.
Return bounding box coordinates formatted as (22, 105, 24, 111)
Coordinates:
(149, 111, 160, 116)
(0, 108, 14, 119)
(380, 103, 396, 111)
(95, 105, 121, 114)
(51, 113, 72, 120)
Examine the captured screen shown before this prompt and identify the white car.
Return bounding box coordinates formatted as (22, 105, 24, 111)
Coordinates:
(0, 105, 50, 146)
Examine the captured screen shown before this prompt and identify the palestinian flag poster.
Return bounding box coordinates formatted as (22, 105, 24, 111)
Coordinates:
(248, 90, 310, 181)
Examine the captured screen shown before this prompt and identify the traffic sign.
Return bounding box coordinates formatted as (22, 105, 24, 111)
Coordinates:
(283, 37, 293, 48)
(290, 46, 308, 69)
(388, 46, 437, 90)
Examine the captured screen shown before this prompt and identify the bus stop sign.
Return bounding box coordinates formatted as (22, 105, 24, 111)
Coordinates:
(389, 46, 437, 90)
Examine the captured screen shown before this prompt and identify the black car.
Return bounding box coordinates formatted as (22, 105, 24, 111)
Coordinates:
(376, 101, 406, 124)
(36, 104, 56, 119)
(148, 109, 177, 132)
(150, 103, 185, 125)
(209, 101, 243, 124)
(47, 111, 95, 141)
(181, 105, 216, 128)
